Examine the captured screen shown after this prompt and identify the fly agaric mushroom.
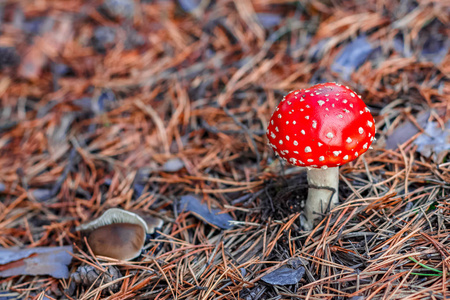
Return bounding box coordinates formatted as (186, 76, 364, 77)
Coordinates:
(266, 82, 375, 230)
(77, 208, 150, 261)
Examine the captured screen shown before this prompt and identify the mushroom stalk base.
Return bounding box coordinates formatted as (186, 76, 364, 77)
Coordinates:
(302, 167, 339, 231)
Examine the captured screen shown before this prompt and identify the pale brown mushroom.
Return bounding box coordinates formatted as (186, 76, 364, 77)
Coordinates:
(77, 208, 149, 260)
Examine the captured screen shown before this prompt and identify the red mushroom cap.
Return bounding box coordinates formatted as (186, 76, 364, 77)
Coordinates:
(266, 82, 375, 169)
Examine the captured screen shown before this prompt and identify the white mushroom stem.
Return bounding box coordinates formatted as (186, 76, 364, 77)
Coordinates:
(303, 167, 339, 230)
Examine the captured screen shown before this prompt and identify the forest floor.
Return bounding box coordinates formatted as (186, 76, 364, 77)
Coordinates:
(0, 0, 450, 299)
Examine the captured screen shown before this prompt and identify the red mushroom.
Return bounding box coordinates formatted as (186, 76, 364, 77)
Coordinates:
(266, 82, 375, 230)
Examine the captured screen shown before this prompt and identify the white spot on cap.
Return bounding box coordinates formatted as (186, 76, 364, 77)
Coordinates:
(310, 93, 314, 96)
(346, 137, 352, 143)
(350, 93, 355, 97)
(271, 120, 273, 125)
(343, 155, 349, 160)
(319, 156, 324, 161)
(318, 142, 323, 147)
(332, 104, 335, 107)
(305, 146, 312, 153)
(294, 151, 299, 154)
(306, 105, 310, 108)
(293, 121, 296, 125)
(301, 130, 305, 135)
(336, 93, 340, 96)
(278, 114, 282, 118)
(307, 159, 313, 162)
(325, 94, 329, 96)
(363, 143, 368, 149)
(318, 100, 325, 106)
(286, 135, 290, 141)
(359, 127, 364, 134)
(287, 101, 292, 105)
(360, 110, 363, 114)
(333, 151, 339, 156)
(279, 140, 283, 144)
(355, 152, 359, 156)
(294, 140, 298, 146)
(271, 132, 276, 139)
(275, 127, 279, 132)
(305, 116, 310, 119)
(294, 91, 299, 95)
(286, 121, 289, 125)
(338, 114, 343, 118)
(343, 100, 348, 104)
(343, 109, 350, 113)
(305, 90, 310, 92)
(327, 132, 334, 138)
(290, 158, 297, 164)
(365, 107, 370, 112)
(322, 165, 328, 169)
(312, 120, 317, 128)
(367, 121, 373, 127)
(350, 104, 354, 108)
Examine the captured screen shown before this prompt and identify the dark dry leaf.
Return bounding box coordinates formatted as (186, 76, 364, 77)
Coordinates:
(0, 47, 20, 69)
(163, 158, 185, 172)
(331, 36, 374, 80)
(92, 26, 117, 52)
(0, 292, 21, 300)
(420, 36, 449, 65)
(179, 195, 234, 229)
(178, 0, 201, 12)
(256, 13, 282, 29)
(102, 0, 134, 19)
(31, 189, 54, 201)
(385, 110, 431, 150)
(414, 121, 450, 162)
(0, 246, 73, 279)
(261, 266, 305, 286)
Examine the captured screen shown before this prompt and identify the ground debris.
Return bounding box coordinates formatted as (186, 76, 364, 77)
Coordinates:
(70, 264, 122, 294)
(179, 195, 234, 229)
(0, 0, 449, 298)
(0, 246, 73, 279)
(261, 265, 305, 286)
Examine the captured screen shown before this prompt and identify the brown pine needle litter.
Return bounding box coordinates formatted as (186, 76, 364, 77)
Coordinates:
(0, 0, 450, 299)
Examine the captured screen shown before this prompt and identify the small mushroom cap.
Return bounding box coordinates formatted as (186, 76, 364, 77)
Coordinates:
(87, 223, 145, 261)
(266, 82, 375, 168)
(76, 208, 149, 233)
